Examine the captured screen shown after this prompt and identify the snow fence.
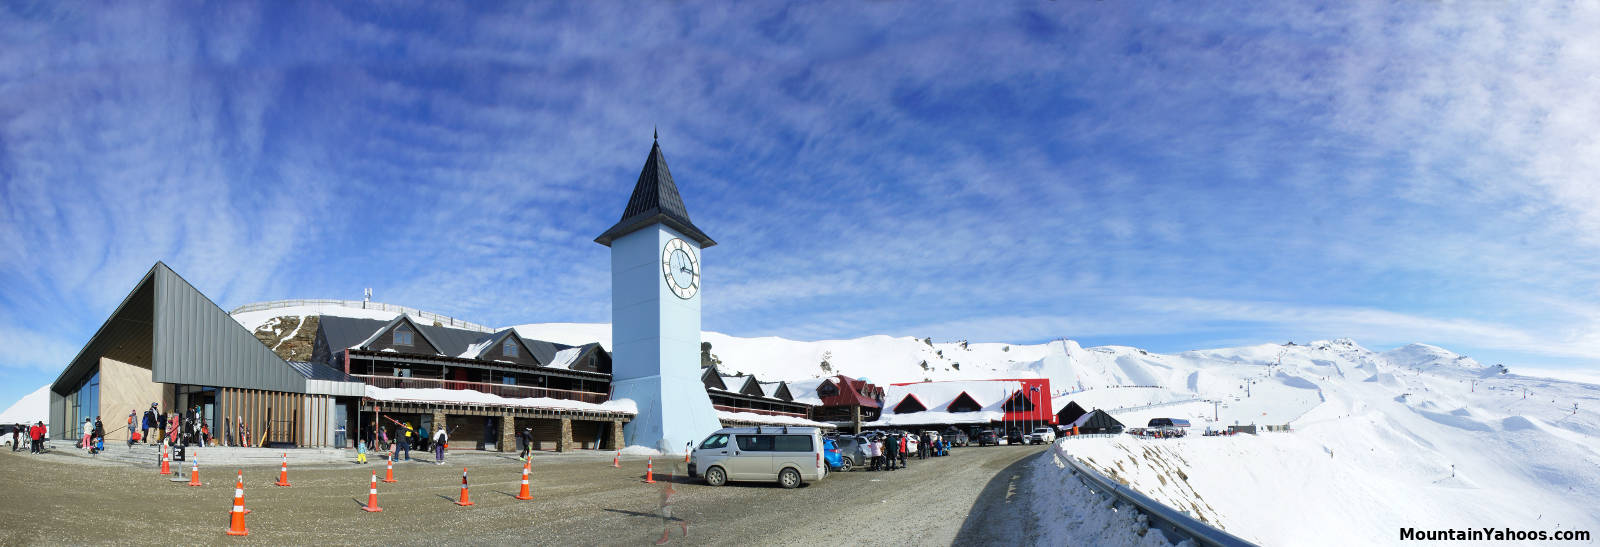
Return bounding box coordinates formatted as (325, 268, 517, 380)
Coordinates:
(1052, 441, 1258, 547)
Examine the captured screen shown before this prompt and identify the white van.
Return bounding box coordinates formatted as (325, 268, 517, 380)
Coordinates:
(690, 426, 826, 488)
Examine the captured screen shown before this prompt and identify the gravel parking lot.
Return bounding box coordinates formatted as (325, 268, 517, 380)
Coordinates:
(0, 443, 1047, 546)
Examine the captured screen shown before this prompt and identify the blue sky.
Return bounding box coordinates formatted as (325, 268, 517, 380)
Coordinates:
(3, 2, 1599, 405)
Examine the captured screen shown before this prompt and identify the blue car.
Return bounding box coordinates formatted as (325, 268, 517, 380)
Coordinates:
(823, 438, 844, 470)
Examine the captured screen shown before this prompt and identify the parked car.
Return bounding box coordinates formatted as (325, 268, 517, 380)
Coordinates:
(1005, 428, 1025, 445)
(1029, 427, 1056, 444)
(942, 427, 970, 447)
(690, 426, 827, 488)
(976, 429, 999, 446)
(823, 438, 844, 470)
(831, 435, 869, 471)
(904, 433, 919, 454)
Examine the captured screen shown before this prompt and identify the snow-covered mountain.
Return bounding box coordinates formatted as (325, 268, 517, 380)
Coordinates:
(220, 305, 1600, 544)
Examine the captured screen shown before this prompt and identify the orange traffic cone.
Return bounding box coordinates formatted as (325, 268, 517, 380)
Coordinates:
(362, 471, 383, 512)
(159, 445, 171, 475)
(382, 455, 397, 483)
(644, 458, 655, 484)
(187, 459, 203, 486)
(613, 450, 621, 468)
(454, 467, 475, 506)
(514, 459, 533, 501)
(225, 471, 249, 536)
(274, 452, 291, 486)
(235, 471, 251, 514)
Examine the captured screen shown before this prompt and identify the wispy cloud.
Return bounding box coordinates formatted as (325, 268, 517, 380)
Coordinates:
(2, 1, 1599, 408)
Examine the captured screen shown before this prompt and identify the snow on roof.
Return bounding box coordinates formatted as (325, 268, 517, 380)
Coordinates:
(862, 380, 1022, 426)
(715, 409, 834, 428)
(0, 384, 49, 424)
(869, 409, 1002, 426)
(364, 385, 636, 415)
(785, 378, 827, 406)
(545, 347, 585, 370)
(880, 380, 1022, 415)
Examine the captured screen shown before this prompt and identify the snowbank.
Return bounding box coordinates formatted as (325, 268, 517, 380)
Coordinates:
(1030, 445, 1178, 546)
(364, 385, 637, 415)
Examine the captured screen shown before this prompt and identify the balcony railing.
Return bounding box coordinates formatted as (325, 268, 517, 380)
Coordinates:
(713, 404, 810, 419)
(353, 374, 608, 404)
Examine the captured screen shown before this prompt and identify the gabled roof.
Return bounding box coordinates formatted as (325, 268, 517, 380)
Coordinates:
(1056, 400, 1089, 424)
(819, 375, 881, 408)
(459, 329, 537, 362)
(947, 392, 983, 413)
(1071, 409, 1124, 430)
(702, 367, 728, 391)
(356, 314, 443, 355)
(893, 394, 928, 413)
(759, 381, 794, 402)
(594, 138, 716, 248)
(737, 376, 765, 397)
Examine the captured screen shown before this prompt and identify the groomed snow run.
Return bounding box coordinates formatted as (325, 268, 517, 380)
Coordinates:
(364, 385, 637, 415)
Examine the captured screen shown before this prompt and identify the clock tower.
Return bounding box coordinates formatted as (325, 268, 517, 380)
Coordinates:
(595, 135, 723, 453)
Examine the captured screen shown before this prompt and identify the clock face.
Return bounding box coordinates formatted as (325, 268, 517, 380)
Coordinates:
(661, 237, 700, 299)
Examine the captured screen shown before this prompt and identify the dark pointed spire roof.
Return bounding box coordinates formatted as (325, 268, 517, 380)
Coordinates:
(595, 139, 716, 247)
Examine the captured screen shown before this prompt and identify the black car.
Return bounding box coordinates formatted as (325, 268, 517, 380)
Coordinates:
(1005, 428, 1024, 445)
(976, 429, 999, 446)
(942, 427, 969, 447)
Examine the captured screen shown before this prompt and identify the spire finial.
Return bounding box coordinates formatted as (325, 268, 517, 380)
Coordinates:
(653, 126, 658, 142)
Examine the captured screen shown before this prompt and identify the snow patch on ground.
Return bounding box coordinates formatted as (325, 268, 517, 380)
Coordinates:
(1029, 446, 1179, 546)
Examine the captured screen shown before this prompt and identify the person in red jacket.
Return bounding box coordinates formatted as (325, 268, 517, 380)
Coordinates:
(29, 422, 44, 454)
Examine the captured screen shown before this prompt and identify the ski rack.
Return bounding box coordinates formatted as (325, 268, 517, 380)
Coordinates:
(1055, 442, 1258, 547)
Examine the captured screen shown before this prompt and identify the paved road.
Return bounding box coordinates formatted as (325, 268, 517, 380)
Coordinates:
(0, 443, 1047, 546)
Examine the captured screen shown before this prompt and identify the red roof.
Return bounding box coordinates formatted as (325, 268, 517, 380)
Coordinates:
(818, 375, 882, 408)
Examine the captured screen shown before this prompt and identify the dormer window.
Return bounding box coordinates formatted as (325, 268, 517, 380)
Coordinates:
(503, 339, 518, 357)
(818, 382, 838, 397)
(394, 326, 413, 346)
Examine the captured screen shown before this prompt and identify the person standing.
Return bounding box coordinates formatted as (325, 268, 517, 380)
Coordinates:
(398, 422, 413, 461)
(356, 438, 368, 464)
(415, 423, 428, 453)
(869, 437, 882, 471)
(80, 417, 92, 452)
(433, 425, 447, 465)
(142, 405, 156, 444)
(30, 421, 44, 454)
(898, 434, 908, 468)
(92, 416, 104, 453)
(883, 434, 897, 471)
(519, 427, 534, 460)
(10, 423, 19, 452)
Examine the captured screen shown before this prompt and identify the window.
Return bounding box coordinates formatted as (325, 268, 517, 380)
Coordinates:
(699, 434, 728, 450)
(393, 326, 413, 346)
(775, 435, 813, 452)
(735, 434, 774, 452)
(503, 339, 518, 357)
(393, 368, 411, 378)
(502, 376, 516, 385)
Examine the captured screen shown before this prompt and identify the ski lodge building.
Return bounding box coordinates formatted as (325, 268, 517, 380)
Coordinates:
(46, 139, 829, 453)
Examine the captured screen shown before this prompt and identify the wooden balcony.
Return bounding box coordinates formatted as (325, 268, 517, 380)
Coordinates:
(712, 404, 810, 419)
(352, 374, 608, 404)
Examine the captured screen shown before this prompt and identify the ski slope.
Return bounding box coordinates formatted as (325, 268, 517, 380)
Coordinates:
(214, 307, 1600, 544)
